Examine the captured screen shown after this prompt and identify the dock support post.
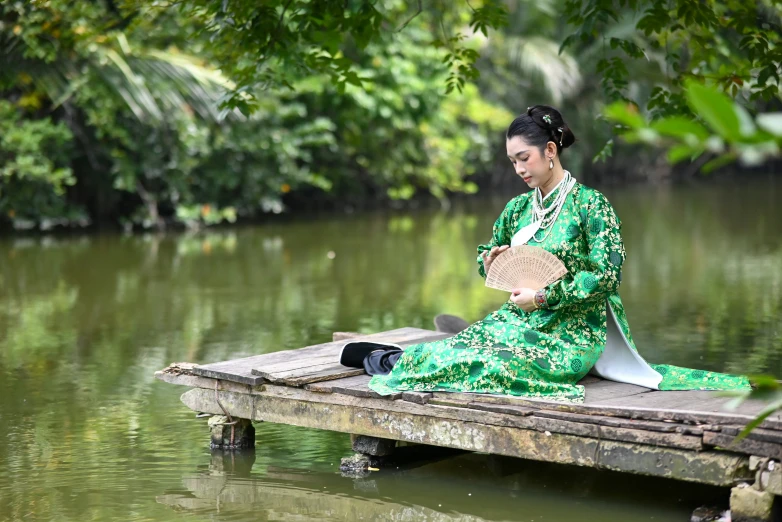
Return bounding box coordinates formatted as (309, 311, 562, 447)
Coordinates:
(729, 458, 781, 522)
(351, 434, 396, 457)
(208, 415, 255, 450)
(730, 484, 776, 522)
(340, 435, 397, 475)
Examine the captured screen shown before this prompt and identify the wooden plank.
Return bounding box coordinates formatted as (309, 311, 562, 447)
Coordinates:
(432, 391, 544, 408)
(422, 378, 649, 411)
(257, 361, 353, 380)
(533, 409, 683, 434)
(431, 390, 782, 431)
(154, 369, 253, 394)
(577, 375, 603, 385)
(179, 386, 748, 486)
(461, 402, 537, 418)
(586, 391, 782, 430)
(304, 374, 370, 393)
(400, 391, 432, 405)
(250, 354, 338, 375)
(428, 396, 702, 450)
(704, 432, 782, 460)
(304, 374, 402, 400)
(273, 364, 367, 387)
(597, 424, 703, 451)
(582, 379, 652, 403)
(428, 396, 535, 416)
(720, 426, 782, 445)
(467, 399, 706, 441)
(591, 390, 765, 416)
(253, 332, 453, 386)
(191, 327, 437, 385)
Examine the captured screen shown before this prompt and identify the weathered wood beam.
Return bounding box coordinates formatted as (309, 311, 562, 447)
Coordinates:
(155, 369, 255, 394)
(179, 386, 751, 486)
(191, 327, 438, 385)
(433, 391, 782, 431)
(155, 370, 774, 454)
(704, 432, 782, 461)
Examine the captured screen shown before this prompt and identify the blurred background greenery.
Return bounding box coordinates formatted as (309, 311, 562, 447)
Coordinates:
(2, 0, 779, 231)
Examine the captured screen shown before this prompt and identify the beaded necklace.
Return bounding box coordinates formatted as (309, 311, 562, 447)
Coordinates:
(531, 170, 576, 243)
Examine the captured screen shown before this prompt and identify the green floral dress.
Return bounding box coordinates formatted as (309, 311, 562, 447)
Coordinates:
(368, 182, 750, 402)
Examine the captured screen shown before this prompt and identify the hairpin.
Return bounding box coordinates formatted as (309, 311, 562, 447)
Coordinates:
(557, 126, 563, 146)
(542, 115, 552, 125)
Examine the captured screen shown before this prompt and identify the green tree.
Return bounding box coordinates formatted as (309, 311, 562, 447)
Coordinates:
(561, 0, 780, 114)
(0, 101, 75, 225)
(1, 0, 512, 229)
(154, 0, 510, 108)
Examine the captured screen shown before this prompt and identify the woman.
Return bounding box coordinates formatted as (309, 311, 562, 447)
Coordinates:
(347, 105, 750, 403)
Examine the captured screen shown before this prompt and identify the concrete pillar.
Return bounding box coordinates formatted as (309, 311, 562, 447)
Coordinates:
(208, 415, 255, 450)
(730, 483, 777, 522)
(351, 434, 396, 456)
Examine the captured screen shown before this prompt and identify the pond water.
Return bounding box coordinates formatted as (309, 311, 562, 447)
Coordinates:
(1, 179, 781, 521)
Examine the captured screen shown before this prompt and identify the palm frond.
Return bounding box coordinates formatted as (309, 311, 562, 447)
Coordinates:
(2, 32, 240, 124)
(506, 36, 582, 103)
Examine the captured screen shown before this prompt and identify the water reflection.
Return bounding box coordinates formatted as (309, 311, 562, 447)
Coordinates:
(156, 448, 723, 521)
(0, 179, 780, 520)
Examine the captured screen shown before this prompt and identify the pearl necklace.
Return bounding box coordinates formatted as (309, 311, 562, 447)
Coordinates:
(531, 170, 576, 243)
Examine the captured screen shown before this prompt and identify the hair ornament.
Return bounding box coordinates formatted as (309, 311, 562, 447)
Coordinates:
(542, 114, 552, 125)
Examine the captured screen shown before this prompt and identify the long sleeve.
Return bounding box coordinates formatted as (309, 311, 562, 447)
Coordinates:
(476, 197, 520, 279)
(543, 191, 626, 310)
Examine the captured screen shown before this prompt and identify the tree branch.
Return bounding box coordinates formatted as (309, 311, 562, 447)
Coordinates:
(396, 0, 423, 32)
(265, 0, 294, 53)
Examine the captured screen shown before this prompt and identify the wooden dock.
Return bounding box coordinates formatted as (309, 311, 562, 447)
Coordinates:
(156, 327, 782, 521)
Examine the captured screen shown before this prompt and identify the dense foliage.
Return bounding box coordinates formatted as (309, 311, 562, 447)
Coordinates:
(1, 0, 510, 230)
(1, 0, 779, 230)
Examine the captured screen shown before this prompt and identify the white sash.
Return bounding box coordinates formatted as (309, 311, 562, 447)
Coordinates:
(589, 301, 663, 389)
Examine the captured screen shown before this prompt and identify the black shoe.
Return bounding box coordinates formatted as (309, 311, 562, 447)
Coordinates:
(339, 341, 401, 368)
(433, 313, 470, 334)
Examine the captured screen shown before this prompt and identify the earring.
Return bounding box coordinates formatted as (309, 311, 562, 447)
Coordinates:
(549, 158, 554, 170)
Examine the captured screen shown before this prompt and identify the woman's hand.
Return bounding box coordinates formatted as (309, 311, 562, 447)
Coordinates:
(510, 288, 537, 312)
(481, 245, 510, 274)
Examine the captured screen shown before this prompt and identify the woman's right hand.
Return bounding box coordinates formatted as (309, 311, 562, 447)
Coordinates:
(481, 245, 510, 274)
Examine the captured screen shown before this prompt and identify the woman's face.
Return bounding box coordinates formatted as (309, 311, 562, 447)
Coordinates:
(506, 135, 552, 189)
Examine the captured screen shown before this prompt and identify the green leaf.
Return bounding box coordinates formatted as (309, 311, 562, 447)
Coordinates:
(651, 117, 709, 141)
(735, 104, 757, 137)
(701, 153, 737, 173)
(734, 397, 782, 443)
(603, 101, 645, 129)
(667, 144, 698, 163)
(684, 81, 742, 141)
(592, 139, 614, 163)
(757, 113, 782, 137)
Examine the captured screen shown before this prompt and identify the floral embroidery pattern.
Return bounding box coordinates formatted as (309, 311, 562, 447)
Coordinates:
(369, 183, 751, 402)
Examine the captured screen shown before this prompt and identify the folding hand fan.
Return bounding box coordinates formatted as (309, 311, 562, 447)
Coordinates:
(485, 245, 568, 292)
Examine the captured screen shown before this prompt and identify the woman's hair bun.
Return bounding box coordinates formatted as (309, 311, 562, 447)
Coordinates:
(509, 105, 577, 152)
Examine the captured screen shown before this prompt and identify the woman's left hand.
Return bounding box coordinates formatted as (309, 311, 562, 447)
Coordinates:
(510, 288, 537, 312)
